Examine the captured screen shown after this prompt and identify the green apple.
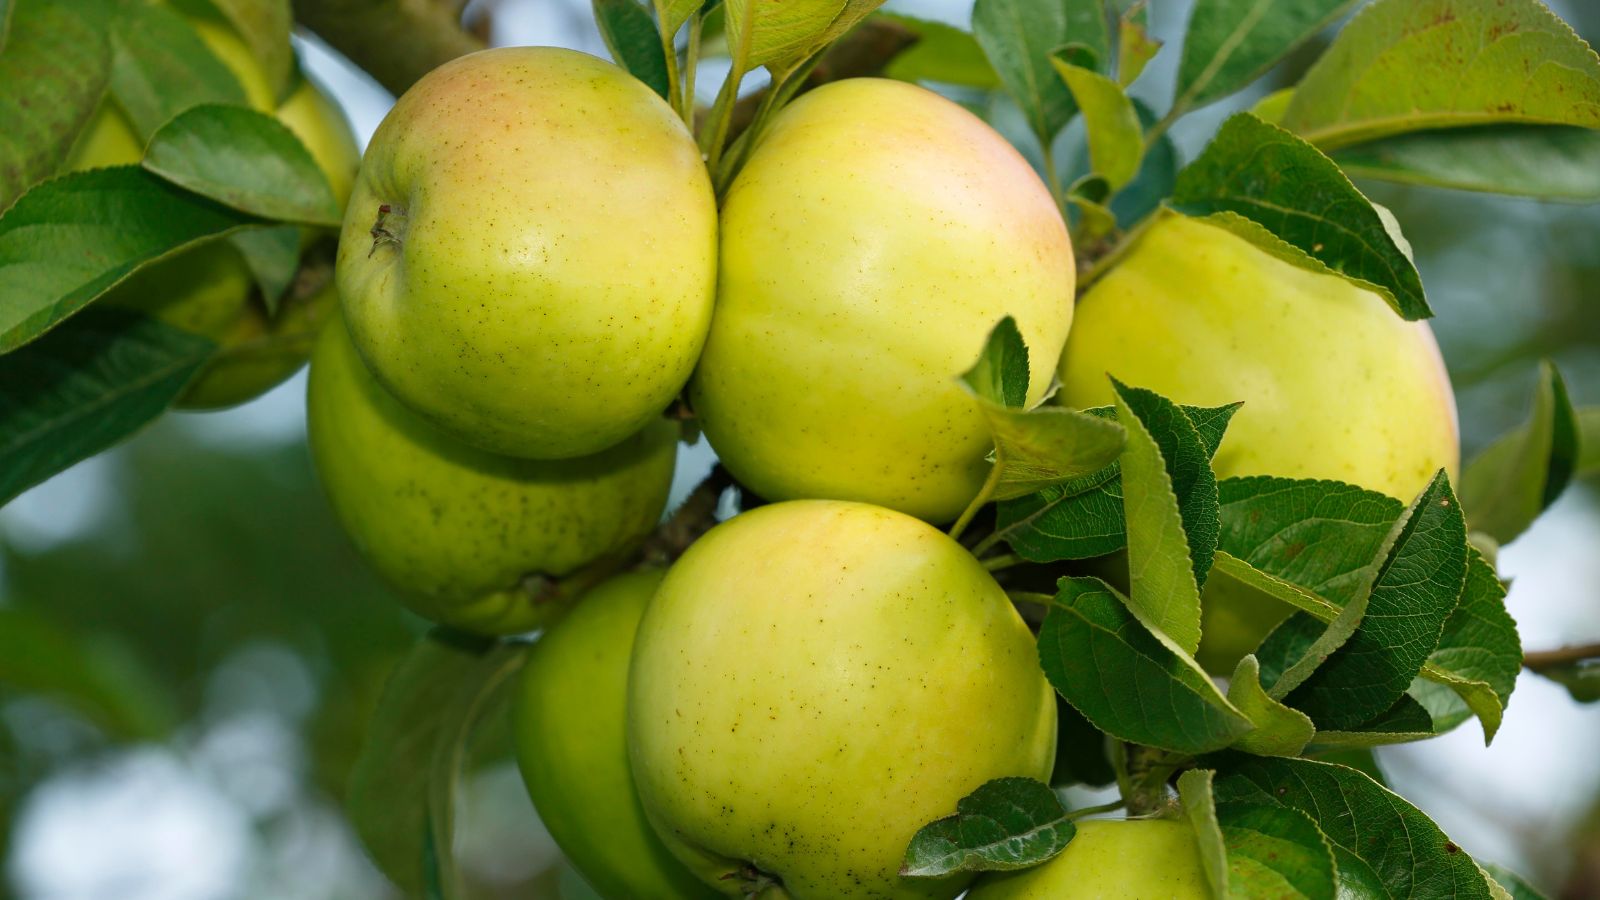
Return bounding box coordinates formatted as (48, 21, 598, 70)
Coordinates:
(336, 47, 716, 460)
(691, 78, 1075, 523)
(965, 819, 1209, 899)
(628, 500, 1057, 899)
(67, 4, 360, 409)
(1059, 214, 1459, 672)
(306, 314, 678, 635)
(511, 569, 717, 900)
(1060, 213, 1459, 501)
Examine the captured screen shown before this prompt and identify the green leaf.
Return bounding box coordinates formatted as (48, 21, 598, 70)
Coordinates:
(1052, 55, 1143, 191)
(1214, 554, 1370, 700)
(1049, 698, 1115, 788)
(1216, 801, 1339, 900)
(654, 0, 703, 40)
(0, 606, 177, 740)
(971, 0, 1108, 147)
(206, 0, 294, 102)
(143, 104, 341, 225)
(1418, 548, 1520, 742)
(1311, 690, 1439, 747)
(0, 307, 215, 507)
(229, 225, 301, 315)
(0, 0, 113, 211)
(1178, 768, 1229, 899)
(1461, 360, 1580, 545)
(1481, 864, 1549, 900)
(1039, 577, 1252, 754)
(724, 0, 854, 73)
(0, 167, 262, 351)
(1226, 655, 1315, 757)
(976, 402, 1128, 501)
(1579, 407, 1599, 476)
(1536, 657, 1600, 703)
(1283, 472, 1469, 730)
(900, 777, 1076, 877)
(594, 0, 672, 99)
(347, 631, 527, 897)
(1170, 114, 1430, 319)
(1113, 381, 1221, 655)
(1214, 756, 1498, 899)
(1174, 0, 1360, 114)
(1110, 98, 1177, 225)
(1281, 0, 1600, 151)
(771, 0, 888, 78)
(0, 0, 14, 51)
(107, 2, 249, 141)
(1116, 2, 1161, 88)
(1336, 125, 1600, 201)
(993, 402, 1237, 562)
(879, 13, 999, 88)
(1251, 86, 1295, 124)
(961, 316, 1030, 408)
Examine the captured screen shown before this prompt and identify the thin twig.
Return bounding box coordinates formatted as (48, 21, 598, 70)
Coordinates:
(639, 465, 735, 565)
(1523, 643, 1600, 671)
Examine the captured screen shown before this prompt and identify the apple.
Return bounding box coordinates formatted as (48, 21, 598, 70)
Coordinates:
(965, 819, 1209, 899)
(306, 314, 678, 635)
(627, 500, 1057, 899)
(335, 47, 716, 460)
(67, 3, 360, 408)
(511, 569, 717, 900)
(1058, 214, 1459, 672)
(690, 78, 1075, 523)
(1059, 213, 1458, 502)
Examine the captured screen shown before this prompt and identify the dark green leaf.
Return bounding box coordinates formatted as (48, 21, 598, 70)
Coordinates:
(1050, 697, 1115, 788)
(1461, 360, 1580, 545)
(994, 402, 1237, 562)
(1216, 801, 1338, 900)
(0, 307, 214, 506)
(1536, 657, 1600, 704)
(1283, 472, 1468, 729)
(229, 225, 301, 315)
(347, 631, 527, 897)
(1213, 756, 1497, 899)
(1039, 577, 1251, 754)
(0, 605, 177, 740)
(971, 0, 1108, 147)
(1578, 407, 1598, 476)
(901, 777, 1076, 877)
(0, 0, 113, 210)
(1111, 98, 1177, 226)
(1170, 114, 1430, 319)
(206, 0, 294, 102)
(1419, 549, 1520, 742)
(1174, 0, 1359, 114)
(1311, 691, 1438, 747)
(1281, 0, 1600, 151)
(961, 316, 1030, 408)
(879, 13, 999, 88)
(107, 2, 248, 141)
(594, 0, 673, 99)
(1337, 125, 1600, 201)
(143, 104, 341, 225)
(0, 166, 262, 351)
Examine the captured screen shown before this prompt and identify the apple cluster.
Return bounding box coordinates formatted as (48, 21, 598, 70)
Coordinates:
(306, 45, 1459, 900)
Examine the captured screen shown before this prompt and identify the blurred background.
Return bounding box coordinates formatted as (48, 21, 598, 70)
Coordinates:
(3, 0, 1599, 897)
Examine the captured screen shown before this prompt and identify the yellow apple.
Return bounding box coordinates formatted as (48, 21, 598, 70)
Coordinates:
(66, 4, 360, 408)
(627, 500, 1057, 899)
(306, 314, 678, 635)
(691, 78, 1075, 523)
(1059, 215, 1460, 671)
(511, 569, 717, 900)
(1060, 213, 1458, 501)
(336, 47, 716, 460)
(965, 819, 1209, 899)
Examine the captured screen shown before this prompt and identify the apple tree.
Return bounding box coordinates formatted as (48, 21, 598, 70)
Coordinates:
(2, 0, 1600, 897)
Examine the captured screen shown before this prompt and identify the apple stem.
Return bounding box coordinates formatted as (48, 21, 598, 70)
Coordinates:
(368, 203, 407, 257)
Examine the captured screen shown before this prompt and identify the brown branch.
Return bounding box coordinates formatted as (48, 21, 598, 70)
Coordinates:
(291, 0, 485, 97)
(639, 465, 736, 565)
(1523, 643, 1600, 671)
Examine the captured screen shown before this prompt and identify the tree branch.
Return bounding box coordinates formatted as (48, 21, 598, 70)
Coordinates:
(292, 0, 485, 97)
(1523, 643, 1600, 671)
